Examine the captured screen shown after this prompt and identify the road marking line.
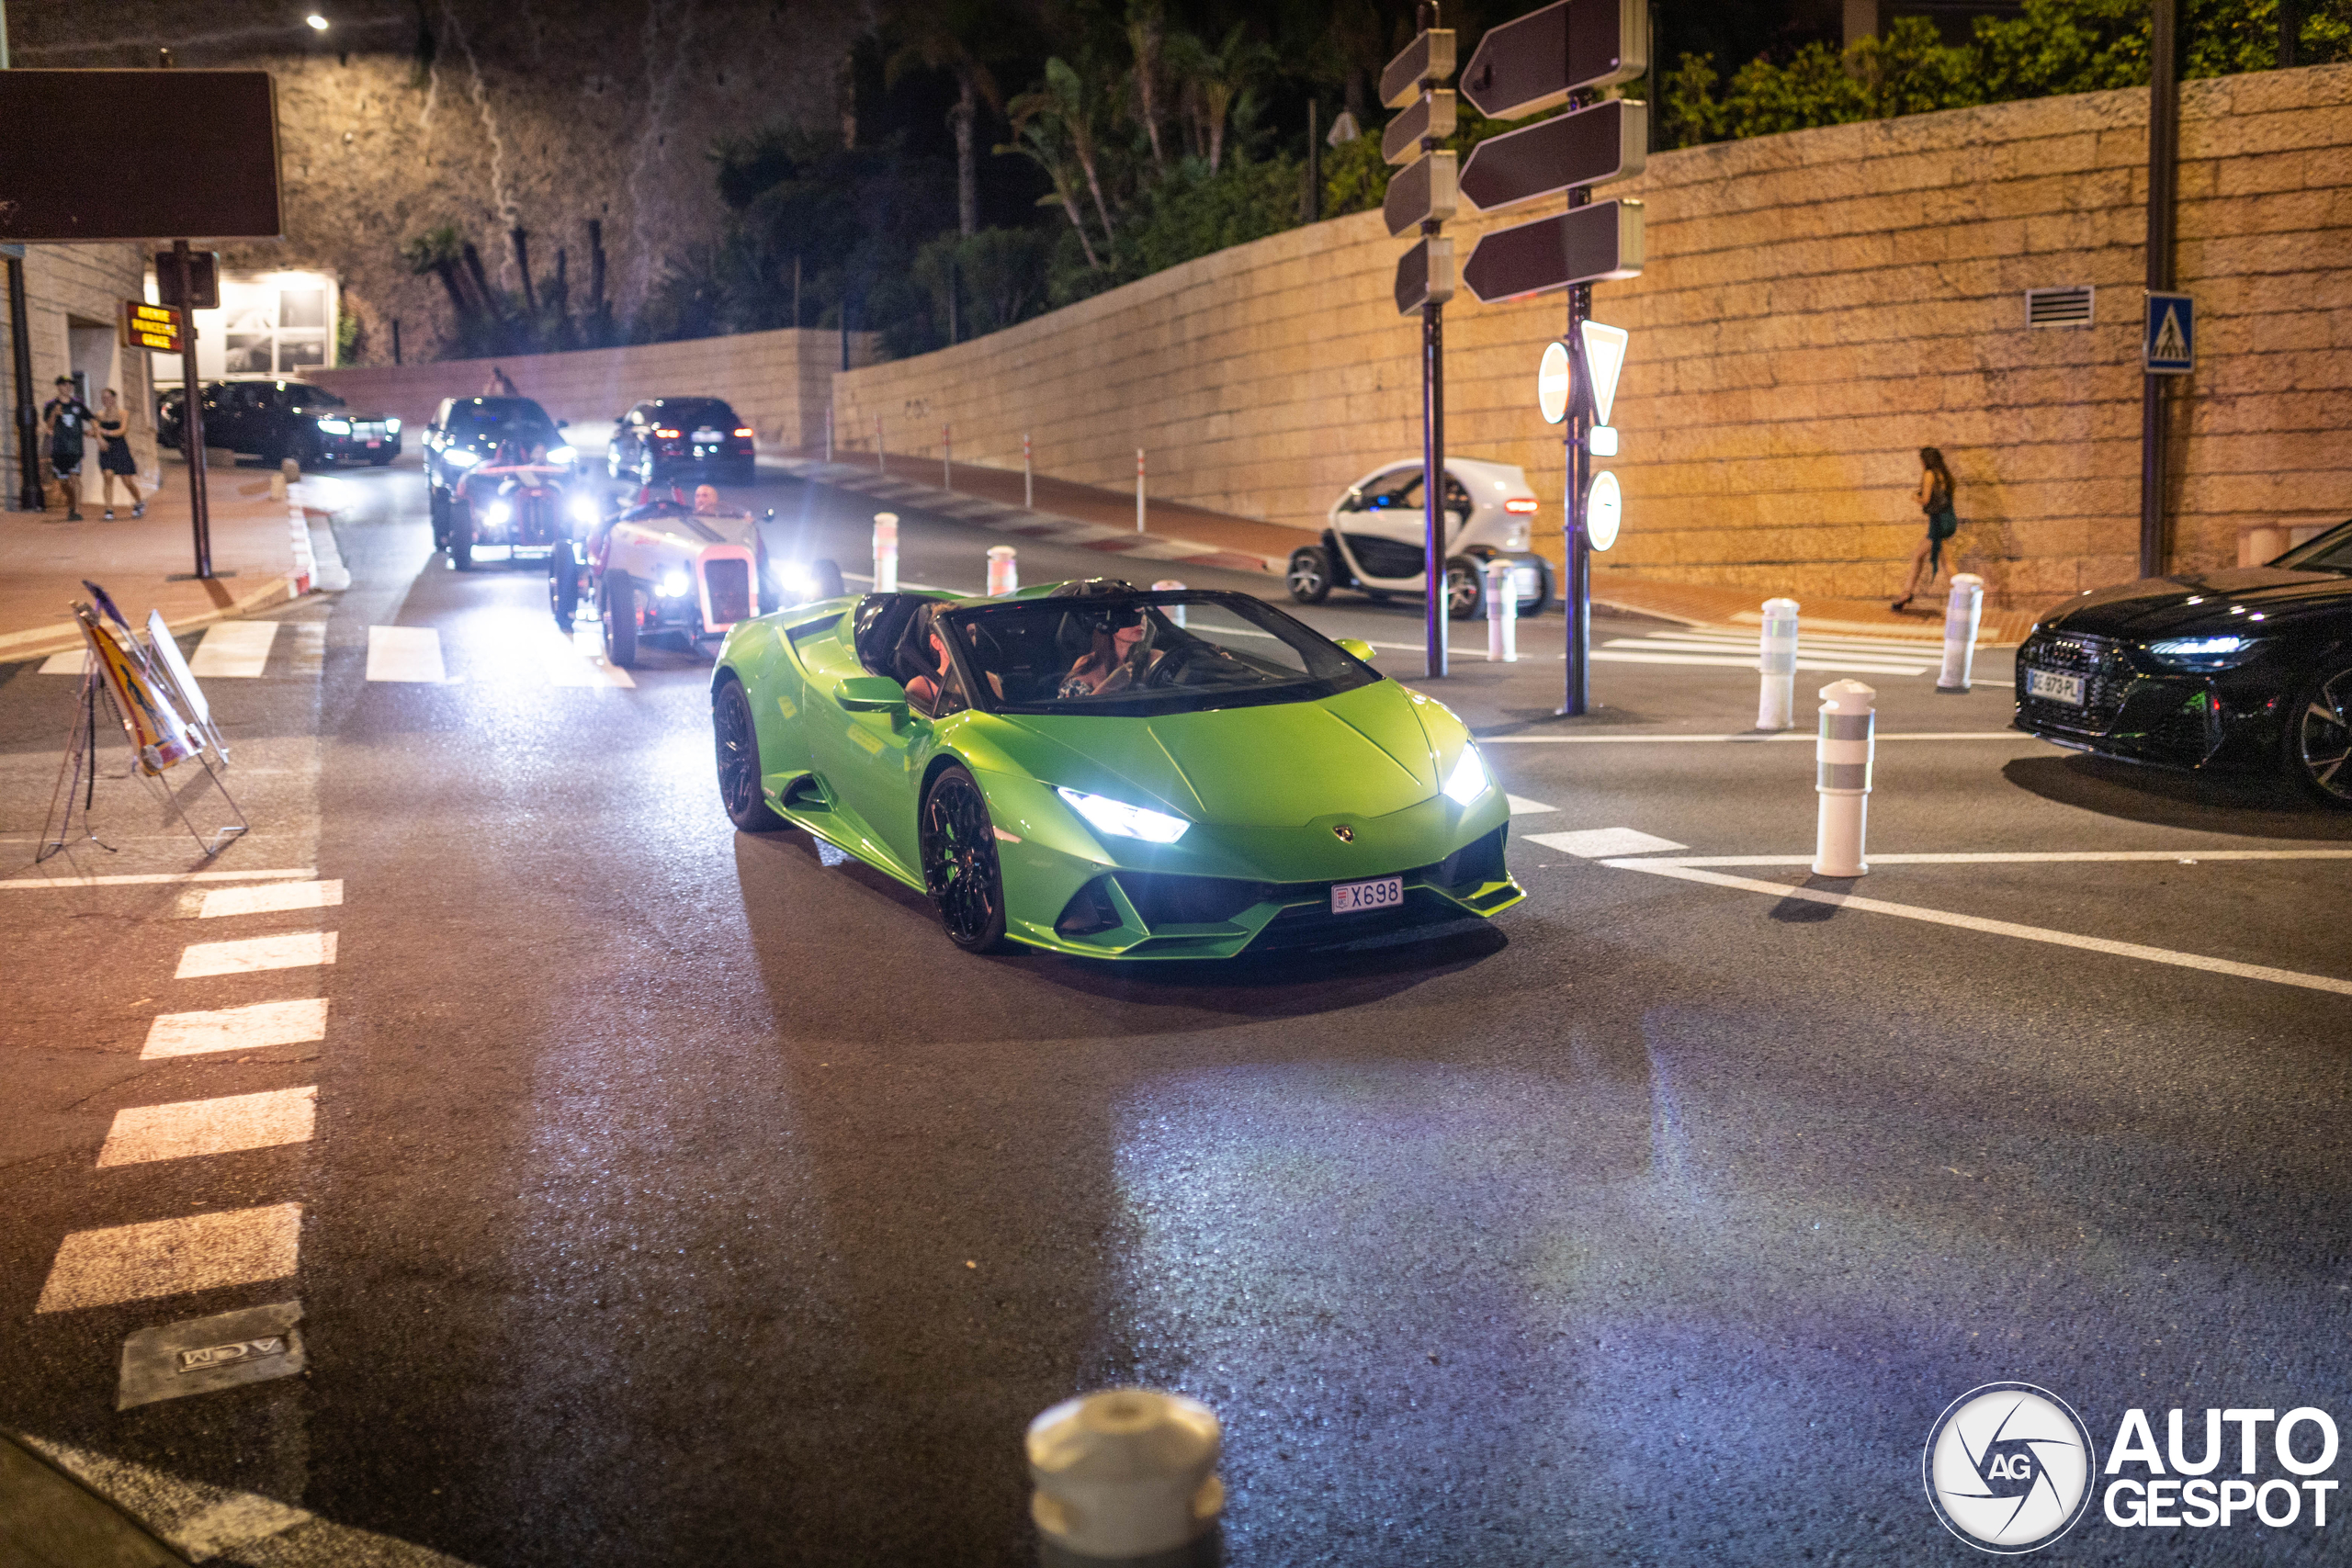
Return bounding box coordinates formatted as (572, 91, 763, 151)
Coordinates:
(38, 649, 89, 674)
(188, 621, 278, 679)
(1600, 860, 2352, 997)
(1611, 627, 1990, 655)
(1635, 850, 2352, 866)
(98, 1087, 317, 1167)
(35, 1204, 303, 1313)
(366, 625, 446, 682)
(143, 998, 329, 1058)
(1506, 795, 1558, 816)
(290, 622, 326, 676)
(175, 931, 337, 978)
(0, 868, 317, 890)
(198, 880, 343, 919)
(549, 623, 635, 688)
(1529, 827, 1689, 857)
(1482, 731, 2024, 744)
(1590, 649, 1930, 674)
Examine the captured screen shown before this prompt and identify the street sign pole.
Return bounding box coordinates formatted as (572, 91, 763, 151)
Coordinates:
(1383, 5, 1458, 680)
(1562, 177, 1592, 716)
(171, 239, 213, 581)
(2140, 0, 2179, 579)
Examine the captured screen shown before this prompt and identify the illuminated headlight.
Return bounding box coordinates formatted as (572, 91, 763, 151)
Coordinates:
(546, 444, 576, 465)
(1056, 786, 1189, 844)
(316, 417, 351, 434)
(484, 501, 512, 526)
(444, 447, 480, 468)
(567, 494, 601, 525)
(658, 570, 692, 598)
(1442, 744, 1488, 805)
(2146, 634, 2261, 671)
(384, 417, 401, 434)
(773, 561, 813, 595)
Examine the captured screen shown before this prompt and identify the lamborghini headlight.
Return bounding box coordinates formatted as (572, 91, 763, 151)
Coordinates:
(1056, 786, 1189, 844)
(2145, 634, 2262, 671)
(1442, 744, 1489, 805)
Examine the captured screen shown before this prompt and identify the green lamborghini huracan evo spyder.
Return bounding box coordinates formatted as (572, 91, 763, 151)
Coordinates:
(709, 580, 1523, 958)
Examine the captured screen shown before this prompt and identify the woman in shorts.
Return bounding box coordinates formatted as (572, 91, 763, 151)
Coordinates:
(1893, 447, 1960, 613)
(94, 388, 144, 520)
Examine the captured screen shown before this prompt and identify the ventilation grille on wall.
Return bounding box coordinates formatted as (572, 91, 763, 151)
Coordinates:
(2026, 286, 2096, 327)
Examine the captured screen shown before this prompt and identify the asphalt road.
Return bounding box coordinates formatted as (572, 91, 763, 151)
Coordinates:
(3, 460, 2349, 1566)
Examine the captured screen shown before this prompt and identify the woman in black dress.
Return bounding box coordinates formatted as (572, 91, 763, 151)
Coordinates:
(1892, 446, 1958, 612)
(94, 388, 144, 520)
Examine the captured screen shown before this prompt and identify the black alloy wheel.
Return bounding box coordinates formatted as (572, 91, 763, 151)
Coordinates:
(714, 679, 787, 831)
(548, 540, 581, 630)
(1444, 555, 1485, 621)
(2287, 663, 2352, 807)
(1286, 545, 1333, 604)
(921, 764, 1009, 953)
(601, 570, 639, 667)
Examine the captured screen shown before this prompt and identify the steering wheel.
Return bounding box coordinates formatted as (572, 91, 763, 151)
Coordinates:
(1138, 646, 1195, 689)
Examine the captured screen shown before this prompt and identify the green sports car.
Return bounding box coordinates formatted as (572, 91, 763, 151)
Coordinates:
(709, 580, 1523, 958)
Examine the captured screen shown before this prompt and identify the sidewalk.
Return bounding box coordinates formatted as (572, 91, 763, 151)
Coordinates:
(774, 450, 2048, 645)
(0, 457, 324, 663)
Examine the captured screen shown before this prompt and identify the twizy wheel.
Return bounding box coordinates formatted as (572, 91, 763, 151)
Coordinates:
(713, 678, 787, 830)
(2286, 662, 2352, 807)
(548, 540, 581, 630)
(1444, 555, 1485, 620)
(601, 570, 639, 668)
(1286, 545, 1332, 604)
(921, 764, 1008, 953)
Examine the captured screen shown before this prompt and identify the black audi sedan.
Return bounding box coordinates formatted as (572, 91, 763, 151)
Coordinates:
(159, 379, 401, 467)
(607, 397, 755, 487)
(2014, 518, 2352, 805)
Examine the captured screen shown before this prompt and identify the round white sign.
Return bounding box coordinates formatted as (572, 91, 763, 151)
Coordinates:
(1537, 340, 1572, 425)
(1586, 470, 1622, 551)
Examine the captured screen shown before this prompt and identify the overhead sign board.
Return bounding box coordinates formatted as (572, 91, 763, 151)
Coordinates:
(1381, 28, 1458, 111)
(2144, 291, 2194, 374)
(1383, 91, 1458, 166)
(119, 300, 185, 355)
(1460, 99, 1647, 212)
(1395, 236, 1457, 315)
(1538, 342, 1573, 424)
(1578, 321, 1629, 425)
(1463, 199, 1645, 303)
(0, 72, 282, 243)
(1460, 0, 1650, 121)
(1384, 152, 1459, 238)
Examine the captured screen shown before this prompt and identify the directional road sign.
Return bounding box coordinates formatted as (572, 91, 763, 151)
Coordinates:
(2145, 291, 2194, 374)
(1459, 0, 1648, 121)
(1383, 91, 1457, 165)
(1384, 152, 1458, 238)
(1460, 99, 1646, 212)
(1578, 321, 1629, 425)
(1381, 28, 1457, 111)
(1395, 236, 1457, 315)
(1463, 199, 1644, 303)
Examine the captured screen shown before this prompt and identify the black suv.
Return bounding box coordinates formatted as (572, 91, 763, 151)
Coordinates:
(424, 396, 574, 539)
(160, 379, 401, 467)
(608, 397, 755, 487)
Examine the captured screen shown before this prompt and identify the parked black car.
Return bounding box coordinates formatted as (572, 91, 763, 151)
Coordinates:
(424, 396, 574, 547)
(2014, 516, 2352, 805)
(607, 397, 755, 487)
(158, 379, 401, 467)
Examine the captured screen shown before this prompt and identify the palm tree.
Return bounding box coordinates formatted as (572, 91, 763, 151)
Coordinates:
(1125, 0, 1170, 175)
(1170, 23, 1275, 173)
(1009, 58, 1118, 244)
(997, 114, 1103, 269)
(885, 0, 1006, 237)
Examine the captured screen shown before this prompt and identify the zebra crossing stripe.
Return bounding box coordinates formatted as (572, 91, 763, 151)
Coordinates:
(35, 1205, 302, 1313)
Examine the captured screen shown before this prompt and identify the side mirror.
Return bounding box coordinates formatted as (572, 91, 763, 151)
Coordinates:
(836, 674, 910, 713)
(556, 418, 570, 430)
(1336, 637, 1377, 663)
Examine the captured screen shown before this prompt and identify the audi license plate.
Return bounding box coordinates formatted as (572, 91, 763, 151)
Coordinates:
(2026, 667, 2086, 706)
(1330, 875, 1404, 915)
(692, 426, 722, 445)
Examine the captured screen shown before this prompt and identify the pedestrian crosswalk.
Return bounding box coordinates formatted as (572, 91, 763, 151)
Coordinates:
(1591, 626, 1945, 676)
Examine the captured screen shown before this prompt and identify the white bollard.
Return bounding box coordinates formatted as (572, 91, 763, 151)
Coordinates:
(1023, 433, 1035, 511)
(1938, 572, 1984, 694)
(1028, 1389, 1223, 1567)
(1150, 578, 1185, 626)
(988, 545, 1019, 596)
(1813, 679, 1875, 878)
(1758, 597, 1800, 730)
(1484, 558, 1517, 662)
(872, 512, 899, 593)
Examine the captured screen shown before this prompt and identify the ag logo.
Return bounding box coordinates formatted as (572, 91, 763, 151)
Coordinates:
(1924, 1382, 2096, 1553)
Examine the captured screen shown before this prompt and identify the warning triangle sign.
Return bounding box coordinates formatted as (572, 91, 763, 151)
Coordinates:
(1579, 321, 1629, 426)
(2152, 305, 2188, 364)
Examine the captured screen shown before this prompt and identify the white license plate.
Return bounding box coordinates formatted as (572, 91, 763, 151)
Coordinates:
(1330, 875, 1405, 915)
(2027, 668, 2085, 706)
(364, 439, 381, 448)
(692, 427, 722, 444)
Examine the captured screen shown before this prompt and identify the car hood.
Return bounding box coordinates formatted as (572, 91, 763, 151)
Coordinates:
(986, 679, 1445, 829)
(2037, 568, 2352, 639)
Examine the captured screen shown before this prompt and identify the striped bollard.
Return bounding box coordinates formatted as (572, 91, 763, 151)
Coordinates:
(1937, 573, 1984, 694)
(1813, 679, 1875, 878)
(1150, 579, 1186, 627)
(872, 513, 899, 594)
(1484, 558, 1517, 662)
(1029, 1389, 1223, 1568)
(1758, 597, 1799, 730)
(989, 545, 1019, 596)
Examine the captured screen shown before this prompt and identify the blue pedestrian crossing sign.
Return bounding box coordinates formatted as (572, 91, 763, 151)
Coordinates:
(2145, 292, 2194, 375)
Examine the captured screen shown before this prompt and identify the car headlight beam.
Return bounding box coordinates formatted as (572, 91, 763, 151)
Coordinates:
(1442, 744, 1488, 806)
(484, 501, 512, 526)
(315, 417, 351, 434)
(546, 444, 577, 465)
(658, 570, 692, 598)
(2146, 634, 2262, 671)
(1056, 786, 1189, 844)
(384, 416, 401, 434)
(444, 447, 480, 468)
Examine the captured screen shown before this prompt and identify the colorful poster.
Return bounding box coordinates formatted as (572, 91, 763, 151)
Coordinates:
(78, 605, 200, 774)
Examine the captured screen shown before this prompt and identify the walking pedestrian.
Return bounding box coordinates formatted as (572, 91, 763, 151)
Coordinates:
(1892, 446, 1960, 613)
(40, 375, 94, 522)
(94, 388, 145, 520)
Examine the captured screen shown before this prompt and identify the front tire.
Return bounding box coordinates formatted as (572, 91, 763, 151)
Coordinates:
(2286, 662, 2352, 807)
(601, 570, 639, 667)
(548, 539, 581, 630)
(451, 505, 476, 571)
(429, 484, 452, 550)
(1286, 545, 1333, 604)
(714, 678, 787, 831)
(921, 765, 1009, 953)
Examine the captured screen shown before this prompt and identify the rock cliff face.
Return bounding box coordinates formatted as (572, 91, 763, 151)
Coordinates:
(15, 2, 864, 363)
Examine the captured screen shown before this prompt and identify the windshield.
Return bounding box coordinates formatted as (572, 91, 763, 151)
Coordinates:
(655, 399, 738, 427)
(447, 399, 557, 440)
(2272, 518, 2352, 573)
(937, 592, 1377, 716)
(288, 384, 345, 409)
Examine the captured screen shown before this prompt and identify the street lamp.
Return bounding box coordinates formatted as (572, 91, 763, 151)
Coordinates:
(304, 13, 329, 29)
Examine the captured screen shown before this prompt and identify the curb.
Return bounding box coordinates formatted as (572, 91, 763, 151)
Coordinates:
(0, 570, 313, 665)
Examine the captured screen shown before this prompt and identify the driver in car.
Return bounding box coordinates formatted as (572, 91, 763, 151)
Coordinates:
(1058, 609, 1165, 697)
